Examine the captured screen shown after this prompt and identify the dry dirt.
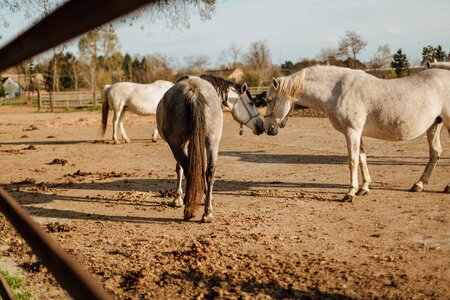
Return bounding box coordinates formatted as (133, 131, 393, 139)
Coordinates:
(0, 105, 449, 299)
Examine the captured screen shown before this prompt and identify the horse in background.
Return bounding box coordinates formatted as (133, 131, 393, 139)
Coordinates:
(157, 75, 264, 222)
(264, 65, 450, 201)
(426, 59, 450, 70)
(101, 80, 174, 144)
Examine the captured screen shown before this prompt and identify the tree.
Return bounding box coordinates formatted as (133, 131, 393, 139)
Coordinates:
(435, 45, 447, 61)
(245, 40, 272, 87)
(182, 55, 209, 75)
(337, 31, 367, 68)
(0, 1, 216, 32)
(122, 54, 133, 81)
(421, 45, 436, 65)
(78, 30, 100, 92)
(391, 49, 409, 77)
(370, 44, 391, 69)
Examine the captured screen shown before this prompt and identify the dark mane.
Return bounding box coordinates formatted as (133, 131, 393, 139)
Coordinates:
(176, 75, 190, 83)
(199, 74, 234, 102)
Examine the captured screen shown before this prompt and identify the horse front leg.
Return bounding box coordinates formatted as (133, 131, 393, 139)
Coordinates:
(202, 150, 218, 223)
(356, 138, 371, 196)
(411, 121, 443, 192)
(343, 130, 362, 202)
(151, 127, 159, 143)
(172, 163, 184, 207)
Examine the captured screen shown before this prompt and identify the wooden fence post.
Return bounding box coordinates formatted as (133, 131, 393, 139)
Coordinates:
(50, 91, 54, 112)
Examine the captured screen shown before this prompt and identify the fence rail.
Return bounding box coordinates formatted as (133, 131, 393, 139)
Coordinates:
(38, 91, 102, 110)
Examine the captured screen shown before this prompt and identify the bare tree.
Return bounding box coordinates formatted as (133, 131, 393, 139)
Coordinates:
(0, 0, 216, 32)
(219, 42, 242, 68)
(245, 40, 272, 87)
(337, 30, 368, 68)
(316, 47, 339, 62)
(370, 44, 391, 69)
(182, 55, 209, 75)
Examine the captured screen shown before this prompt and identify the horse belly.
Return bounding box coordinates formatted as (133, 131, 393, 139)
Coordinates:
(126, 102, 158, 115)
(363, 116, 433, 141)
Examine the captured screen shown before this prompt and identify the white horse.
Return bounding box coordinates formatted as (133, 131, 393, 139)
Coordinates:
(427, 59, 450, 70)
(101, 80, 174, 144)
(264, 65, 450, 201)
(157, 74, 264, 222)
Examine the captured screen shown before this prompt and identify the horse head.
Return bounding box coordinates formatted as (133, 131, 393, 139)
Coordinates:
(199, 74, 264, 135)
(264, 76, 299, 136)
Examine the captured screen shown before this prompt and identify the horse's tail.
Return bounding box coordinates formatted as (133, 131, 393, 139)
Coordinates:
(184, 89, 206, 220)
(100, 85, 111, 138)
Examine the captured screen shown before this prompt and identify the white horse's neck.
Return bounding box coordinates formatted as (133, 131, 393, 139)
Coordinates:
(295, 66, 363, 114)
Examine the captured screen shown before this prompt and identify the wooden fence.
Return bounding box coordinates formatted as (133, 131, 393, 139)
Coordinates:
(38, 90, 102, 110)
(35, 87, 267, 111)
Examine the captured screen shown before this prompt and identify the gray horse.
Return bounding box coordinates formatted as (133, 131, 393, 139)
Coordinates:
(157, 75, 264, 222)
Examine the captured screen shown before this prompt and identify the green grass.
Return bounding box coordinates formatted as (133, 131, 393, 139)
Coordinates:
(0, 98, 38, 106)
(0, 271, 34, 300)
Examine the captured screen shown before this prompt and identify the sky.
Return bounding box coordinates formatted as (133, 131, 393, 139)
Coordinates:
(1, 0, 450, 68)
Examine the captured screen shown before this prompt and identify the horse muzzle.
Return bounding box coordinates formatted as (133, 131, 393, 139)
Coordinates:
(266, 124, 279, 136)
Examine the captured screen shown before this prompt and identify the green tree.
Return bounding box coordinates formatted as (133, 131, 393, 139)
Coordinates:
(391, 49, 409, 77)
(421, 45, 436, 65)
(122, 53, 133, 82)
(435, 45, 447, 61)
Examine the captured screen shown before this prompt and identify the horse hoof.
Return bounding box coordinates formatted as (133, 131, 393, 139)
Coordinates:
(124, 139, 130, 144)
(202, 213, 214, 223)
(152, 139, 157, 143)
(113, 141, 119, 145)
(356, 188, 369, 196)
(171, 198, 183, 207)
(340, 194, 353, 202)
(183, 211, 194, 221)
(410, 183, 423, 192)
(444, 185, 450, 193)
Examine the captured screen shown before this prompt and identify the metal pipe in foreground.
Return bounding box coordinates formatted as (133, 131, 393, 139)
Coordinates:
(0, 188, 113, 300)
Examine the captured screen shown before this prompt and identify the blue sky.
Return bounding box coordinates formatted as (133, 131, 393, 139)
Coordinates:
(1, 0, 449, 67)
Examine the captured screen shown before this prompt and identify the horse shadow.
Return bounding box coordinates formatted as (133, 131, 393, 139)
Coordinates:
(1, 176, 348, 223)
(162, 268, 353, 300)
(0, 138, 155, 146)
(219, 151, 449, 166)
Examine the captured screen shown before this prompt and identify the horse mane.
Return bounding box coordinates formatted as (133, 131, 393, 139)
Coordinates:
(199, 74, 234, 103)
(276, 70, 306, 99)
(176, 75, 190, 83)
(276, 65, 364, 98)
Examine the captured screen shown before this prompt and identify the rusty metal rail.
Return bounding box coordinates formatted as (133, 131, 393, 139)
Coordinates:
(0, 0, 168, 298)
(0, 188, 113, 299)
(0, 271, 16, 300)
(0, 0, 157, 73)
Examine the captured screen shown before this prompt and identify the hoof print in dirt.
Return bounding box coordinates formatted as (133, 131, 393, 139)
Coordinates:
(48, 158, 68, 166)
(45, 222, 75, 233)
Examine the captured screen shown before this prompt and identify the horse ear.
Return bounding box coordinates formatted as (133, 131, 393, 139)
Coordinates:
(241, 83, 248, 94)
(426, 61, 431, 69)
(272, 78, 279, 89)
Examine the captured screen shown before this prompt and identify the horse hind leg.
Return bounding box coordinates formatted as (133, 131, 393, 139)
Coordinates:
(411, 120, 443, 192)
(112, 110, 120, 144)
(118, 109, 130, 143)
(356, 138, 371, 196)
(172, 163, 184, 207)
(202, 146, 219, 223)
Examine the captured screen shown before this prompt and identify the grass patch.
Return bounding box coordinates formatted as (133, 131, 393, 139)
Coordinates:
(0, 98, 38, 106)
(0, 271, 34, 300)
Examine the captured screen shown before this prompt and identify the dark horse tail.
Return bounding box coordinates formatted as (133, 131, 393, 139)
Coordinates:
(184, 88, 206, 220)
(100, 85, 111, 138)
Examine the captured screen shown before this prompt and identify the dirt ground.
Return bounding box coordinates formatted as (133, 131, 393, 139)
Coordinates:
(0, 105, 449, 299)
